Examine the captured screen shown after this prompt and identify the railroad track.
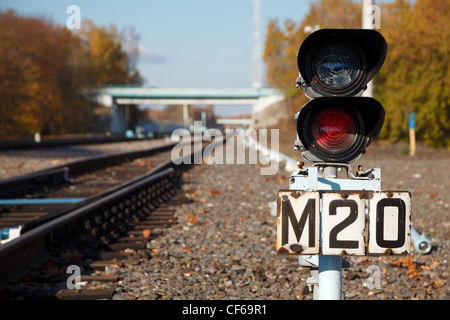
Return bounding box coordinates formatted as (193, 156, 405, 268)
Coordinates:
(0, 137, 225, 299)
(0, 135, 140, 150)
(0, 144, 176, 234)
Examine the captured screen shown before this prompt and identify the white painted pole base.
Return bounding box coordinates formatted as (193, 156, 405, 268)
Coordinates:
(318, 255, 342, 300)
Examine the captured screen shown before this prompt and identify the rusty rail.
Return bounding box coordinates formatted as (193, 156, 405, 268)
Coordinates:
(0, 168, 175, 290)
(0, 136, 228, 293)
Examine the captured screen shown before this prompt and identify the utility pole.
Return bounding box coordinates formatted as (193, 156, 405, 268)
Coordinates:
(252, 0, 261, 89)
(362, 0, 374, 98)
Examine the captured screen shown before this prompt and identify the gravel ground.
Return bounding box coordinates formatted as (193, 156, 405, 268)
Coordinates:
(113, 139, 449, 300)
(0, 137, 448, 300)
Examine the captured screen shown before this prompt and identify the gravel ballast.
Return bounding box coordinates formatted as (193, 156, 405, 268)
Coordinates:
(113, 140, 449, 300)
(1, 138, 448, 300)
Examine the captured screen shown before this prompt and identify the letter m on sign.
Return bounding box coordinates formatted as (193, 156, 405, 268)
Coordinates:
(276, 191, 319, 255)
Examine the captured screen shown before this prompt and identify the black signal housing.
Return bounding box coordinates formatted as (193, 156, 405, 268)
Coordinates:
(295, 29, 387, 163)
(296, 29, 387, 98)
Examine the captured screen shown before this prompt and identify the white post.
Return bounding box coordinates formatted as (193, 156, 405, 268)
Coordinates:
(183, 104, 190, 128)
(362, 0, 374, 98)
(318, 165, 342, 300)
(318, 256, 343, 300)
(252, 0, 261, 88)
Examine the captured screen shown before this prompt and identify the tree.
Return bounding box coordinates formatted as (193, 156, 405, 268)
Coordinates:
(263, 0, 450, 147)
(0, 11, 70, 136)
(75, 19, 143, 86)
(0, 10, 143, 138)
(263, 0, 362, 134)
(263, 0, 361, 98)
(376, 0, 450, 147)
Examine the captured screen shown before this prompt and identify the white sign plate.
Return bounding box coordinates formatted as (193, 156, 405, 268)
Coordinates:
(321, 193, 365, 255)
(367, 192, 411, 255)
(276, 191, 320, 255)
(276, 190, 411, 256)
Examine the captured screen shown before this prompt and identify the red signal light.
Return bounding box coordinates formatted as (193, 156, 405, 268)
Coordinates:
(296, 97, 385, 163)
(312, 107, 356, 152)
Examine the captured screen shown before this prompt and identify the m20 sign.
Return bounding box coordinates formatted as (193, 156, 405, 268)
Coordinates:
(276, 190, 411, 256)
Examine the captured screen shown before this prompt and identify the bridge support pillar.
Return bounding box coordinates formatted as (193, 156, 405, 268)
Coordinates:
(183, 104, 191, 129)
(111, 99, 128, 133)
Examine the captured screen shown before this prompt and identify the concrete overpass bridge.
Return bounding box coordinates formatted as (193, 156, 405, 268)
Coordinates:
(89, 86, 286, 132)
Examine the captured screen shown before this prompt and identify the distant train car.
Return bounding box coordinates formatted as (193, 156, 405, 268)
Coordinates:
(135, 123, 159, 138)
(135, 123, 184, 138)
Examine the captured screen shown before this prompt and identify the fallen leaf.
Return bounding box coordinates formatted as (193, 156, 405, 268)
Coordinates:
(392, 256, 422, 278)
(430, 258, 440, 269)
(92, 285, 105, 290)
(433, 279, 446, 289)
(186, 213, 198, 225)
(142, 229, 151, 237)
(208, 189, 221, 195)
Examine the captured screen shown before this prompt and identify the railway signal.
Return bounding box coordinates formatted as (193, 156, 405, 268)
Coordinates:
(276, 29, 412, 300)
(294, 29, 387, 163)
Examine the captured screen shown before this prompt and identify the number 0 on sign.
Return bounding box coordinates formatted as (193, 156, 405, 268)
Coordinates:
(276, 190, 411, 256)
(368, 192, 411, 255)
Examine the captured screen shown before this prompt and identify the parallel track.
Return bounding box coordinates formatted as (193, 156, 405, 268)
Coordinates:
(0, 135, 141, 150)
(0, 137, 225, 298)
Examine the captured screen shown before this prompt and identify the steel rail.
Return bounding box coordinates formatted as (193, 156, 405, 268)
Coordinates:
(12, 138, 217, 232)
(0, 135, 140, 150)
(0, 168, 175, 290)
(20, 158, 177, 233)
(0, 135, 229, 290)
(0, 137, 206, 197)
(0, 167, 70, 196)
(0, 141, 180, 200)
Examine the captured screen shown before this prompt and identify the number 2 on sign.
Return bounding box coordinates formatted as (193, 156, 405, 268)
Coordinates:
(321, 193, 365, 255)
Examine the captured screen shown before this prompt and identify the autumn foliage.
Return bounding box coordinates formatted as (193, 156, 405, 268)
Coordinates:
(0, 10, 142, 138)
(263, 0, 450, 148)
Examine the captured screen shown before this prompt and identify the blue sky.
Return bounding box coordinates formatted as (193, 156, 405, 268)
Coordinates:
(1, 0, 313, 89)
